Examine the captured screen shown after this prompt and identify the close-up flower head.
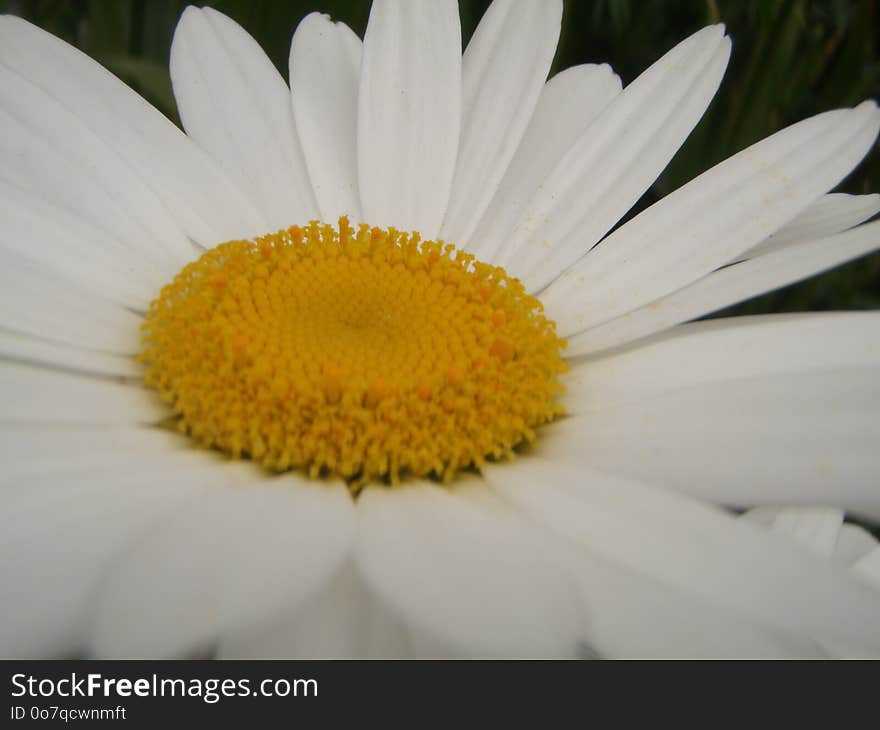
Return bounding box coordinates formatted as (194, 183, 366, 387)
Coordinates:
(1, 0, 879, 659)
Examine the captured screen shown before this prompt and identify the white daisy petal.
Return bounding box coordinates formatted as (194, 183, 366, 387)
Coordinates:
(559, 315, 880, 518)
(88, 477, 355, 658)
(440, 0, 562, 247)
(1, 448, 224, 503)
(851, 549, 880, 592)
(0, 425, 185, 484)
(736, 507, 867, 572)
(550, 370, 880, 520)
(0, 15, 264, 246)
(486, 473, 822, 659)
(484, 459, 880, 656)
(0, 362, 164, 425)
(469, 62, 621, 260)
(219, 562, 412, 659)
(355, 480, 588, 657)
(737, 506, 781, 528)
(561, 554, 822, 658)
(170, 7, 319, 231)
(565, 312, 880, 408)
(357, 0, 462, 238)
(833, 524, 880, 568)
(494, 24, 731, 286)
(0, 331, 139, 380)
(0, 257, 142, 354)
(544, 101, 880, 334)
(0, 454, 252, 658)
(746, 192, 880, 258)
(290, 13, 363, 224)
(0, 436, 193, 498)
(0, 181, 165, 309)
(567, 219, 880, 355)
(0, 455, 160, 494)
(757, 509, 880, 592)
(767, 507, 845, 560)
(0, 66, 193, 272)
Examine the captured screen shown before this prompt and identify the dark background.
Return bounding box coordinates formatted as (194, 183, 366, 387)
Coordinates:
(4, 0, 879, 315)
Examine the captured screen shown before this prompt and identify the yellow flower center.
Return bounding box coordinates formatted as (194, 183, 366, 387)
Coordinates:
(140, 218, 566, 486)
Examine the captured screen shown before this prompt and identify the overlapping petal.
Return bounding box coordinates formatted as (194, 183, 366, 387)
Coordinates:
(290, 13, 363, 224)
(171, 7, 319, 231)
(543, 101, 880, 334)
(485, 459, 880, 656)
(469, 62, 621, 260)
(567, 220, 880, 355)
(440, 0, 562, 247)
(556, 313, 880, 519)
(494, 25, 731, 288)
(88, 476, 356, 658)
(355, 480, 589, 657)
(357, 0, 462, 237)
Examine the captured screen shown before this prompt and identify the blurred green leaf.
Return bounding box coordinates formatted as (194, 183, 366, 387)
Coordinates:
(84, 0, 133, 55)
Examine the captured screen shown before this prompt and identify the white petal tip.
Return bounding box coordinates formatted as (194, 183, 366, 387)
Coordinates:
(855, 99, 880, 118)
(179, 5, 201, 22)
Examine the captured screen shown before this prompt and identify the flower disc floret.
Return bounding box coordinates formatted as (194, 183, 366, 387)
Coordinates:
(141, 218, 567, 484)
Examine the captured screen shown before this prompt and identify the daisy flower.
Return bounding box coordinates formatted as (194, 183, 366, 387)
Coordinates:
(1, 0, 880, 659)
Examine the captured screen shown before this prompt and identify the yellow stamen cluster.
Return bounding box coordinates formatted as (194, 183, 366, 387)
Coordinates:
(140, 218, 566, 485)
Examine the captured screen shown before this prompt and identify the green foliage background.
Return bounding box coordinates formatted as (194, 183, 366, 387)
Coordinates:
(4, 0, 879, 315)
